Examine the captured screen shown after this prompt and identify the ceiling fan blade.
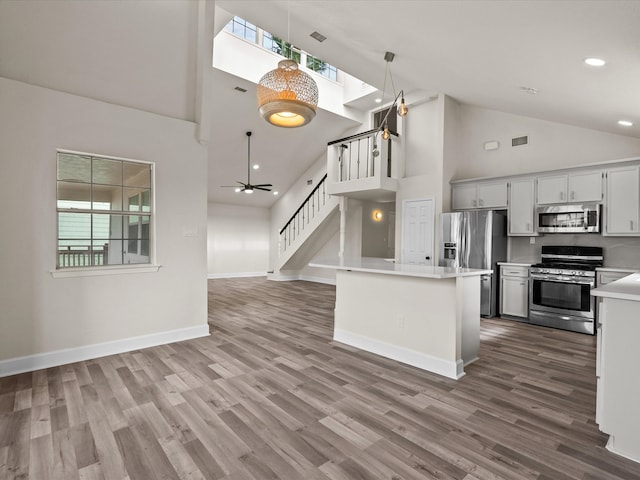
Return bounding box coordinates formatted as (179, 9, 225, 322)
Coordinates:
(253, 183, 273, 187)
(254, 186, 272, 191)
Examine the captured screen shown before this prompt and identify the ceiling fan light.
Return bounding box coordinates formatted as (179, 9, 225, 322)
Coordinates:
(244, 188, 254, 194)
(257, 60, 319, 128)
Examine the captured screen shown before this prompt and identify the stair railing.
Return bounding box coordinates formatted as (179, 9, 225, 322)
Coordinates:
(328, 128, 397, 182)
(279, 173, 329, 254)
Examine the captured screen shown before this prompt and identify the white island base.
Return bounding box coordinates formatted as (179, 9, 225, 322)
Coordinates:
(591, 273, 640, 465)
(310, 258, 491, 380)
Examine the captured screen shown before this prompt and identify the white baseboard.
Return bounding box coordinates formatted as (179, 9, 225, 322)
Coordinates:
(333, 329, 464, 380)
(298, 275, 336, 285)
(268, 273, 336, 285)
(0, 324, 210, 378)
(207, 272, 267, 279)
(268, 274, 300, 282)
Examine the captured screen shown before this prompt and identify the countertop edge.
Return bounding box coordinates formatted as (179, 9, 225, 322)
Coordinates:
(591, 273, 640, 302)
(309, 261, 492, 279)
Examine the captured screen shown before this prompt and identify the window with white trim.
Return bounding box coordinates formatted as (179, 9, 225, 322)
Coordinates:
(56, 151, 153, 268)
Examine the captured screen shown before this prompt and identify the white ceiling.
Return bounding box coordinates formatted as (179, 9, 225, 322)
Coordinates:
(213, 0, 640, 207)
(2, 1, 640, 210)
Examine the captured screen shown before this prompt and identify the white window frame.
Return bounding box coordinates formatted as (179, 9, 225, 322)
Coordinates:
(51, 149, 160, 278)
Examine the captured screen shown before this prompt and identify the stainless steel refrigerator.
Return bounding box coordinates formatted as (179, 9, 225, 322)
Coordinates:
(439, 210, 507, 317)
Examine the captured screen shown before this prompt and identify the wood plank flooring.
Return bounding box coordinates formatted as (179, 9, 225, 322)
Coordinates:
(1, 277, 640, 479)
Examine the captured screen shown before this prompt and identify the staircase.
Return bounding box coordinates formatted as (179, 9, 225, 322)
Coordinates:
(276, 173, 339, 272)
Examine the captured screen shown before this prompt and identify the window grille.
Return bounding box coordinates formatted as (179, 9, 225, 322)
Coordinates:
(56, 151, 153, 268)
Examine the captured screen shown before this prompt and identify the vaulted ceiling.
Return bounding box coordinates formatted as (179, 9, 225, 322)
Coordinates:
(2, 1, 639, 209)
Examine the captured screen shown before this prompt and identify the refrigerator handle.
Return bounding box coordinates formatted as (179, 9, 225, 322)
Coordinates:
(461, 213, 469, 267)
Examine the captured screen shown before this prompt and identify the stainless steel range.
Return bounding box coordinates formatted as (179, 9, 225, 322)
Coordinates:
(529, 245, 603, 335)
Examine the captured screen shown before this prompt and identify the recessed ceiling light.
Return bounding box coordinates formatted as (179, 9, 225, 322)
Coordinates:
(618, 120, 633, 126)
(234, 187, 241, 193)
(584, 57, 606, 67)
(273, 191, 279, 195)
(519, 86, 538, 95)
(374, 98, 382, 103)
(253, 164, 259, 170)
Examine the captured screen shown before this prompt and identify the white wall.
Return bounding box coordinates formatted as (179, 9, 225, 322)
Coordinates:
(0, 78, 208, 366)
(207, 202, 270, 277)
(453, 105, 640, 180)
(0, 0, 199, 122)
(361, 201, 395, 258)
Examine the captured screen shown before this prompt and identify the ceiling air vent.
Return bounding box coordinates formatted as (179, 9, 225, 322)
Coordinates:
(512, 135, 528, 147)
(234, 86, 247, 93)
(310, 31, 327, 42)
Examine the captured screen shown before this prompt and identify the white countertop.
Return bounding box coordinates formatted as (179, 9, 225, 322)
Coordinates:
(591, 273, 640, 302)
(596, 267, 640, 273)
(309, 257, 492, 279)
(497, 262, 531, 267)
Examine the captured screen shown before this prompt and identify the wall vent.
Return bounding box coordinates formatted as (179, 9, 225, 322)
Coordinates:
(512, 135, 528, 147)
(234, 86, 247, 93)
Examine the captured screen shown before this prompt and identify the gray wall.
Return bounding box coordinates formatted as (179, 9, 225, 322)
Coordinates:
(510, 234, 640, 269)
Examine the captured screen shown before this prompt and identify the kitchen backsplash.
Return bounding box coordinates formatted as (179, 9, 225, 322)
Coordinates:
(510, 234, 640, 269)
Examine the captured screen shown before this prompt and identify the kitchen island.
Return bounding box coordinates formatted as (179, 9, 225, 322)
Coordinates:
(591, 273, 640, 464)
(309, 257, 492, 379)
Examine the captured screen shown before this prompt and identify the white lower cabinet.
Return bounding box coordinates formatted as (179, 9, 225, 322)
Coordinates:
(500, 264, 529, 318)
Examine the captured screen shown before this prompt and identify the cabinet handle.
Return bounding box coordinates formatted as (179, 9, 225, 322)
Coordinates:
(631, 220, 635, 230)
(560, 191, 564, 201)
(570, 191, 575, 200)
(473, 199, 477, 207)
(519, 282, 525, 286)
(479, 199, 484, 206)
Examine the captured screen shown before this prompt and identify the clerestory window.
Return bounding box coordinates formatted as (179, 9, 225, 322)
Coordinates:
(56, 151, 153, 269)
(224, 16, 257, 42)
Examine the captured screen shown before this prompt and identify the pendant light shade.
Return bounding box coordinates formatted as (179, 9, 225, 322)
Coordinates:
(257, 60, 319, 128)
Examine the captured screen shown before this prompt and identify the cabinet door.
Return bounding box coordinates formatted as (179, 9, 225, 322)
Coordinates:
(508, 179, 536, 235)
(605, 166, 640, 235)
(452, 184, 478, 210)
(537, 174, 568, 204)
(500, 276, 528, 318)
(477, 182, 507, 208)
(569, 171, 603, 202)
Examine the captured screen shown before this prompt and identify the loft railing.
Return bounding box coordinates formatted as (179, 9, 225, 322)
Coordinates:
(279, 173, 328, 253)
(58, 244, 109, 268)
(328, 128, 397, 182)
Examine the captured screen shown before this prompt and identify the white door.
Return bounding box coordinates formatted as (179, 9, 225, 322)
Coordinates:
(402, 199, 434, 265)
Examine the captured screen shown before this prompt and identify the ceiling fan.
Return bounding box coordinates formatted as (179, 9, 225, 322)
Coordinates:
(220, 131, 272, 194)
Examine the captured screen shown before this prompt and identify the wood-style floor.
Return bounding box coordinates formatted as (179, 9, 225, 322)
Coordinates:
(1, 278, 640, 480)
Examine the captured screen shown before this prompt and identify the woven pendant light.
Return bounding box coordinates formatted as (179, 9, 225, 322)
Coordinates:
(257, 59, 319, 127)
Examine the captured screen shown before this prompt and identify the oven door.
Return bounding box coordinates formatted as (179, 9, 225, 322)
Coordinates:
(529, 274, 595, 319)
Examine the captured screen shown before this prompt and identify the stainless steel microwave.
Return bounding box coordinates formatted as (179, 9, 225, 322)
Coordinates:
(536, 203, 601, 233)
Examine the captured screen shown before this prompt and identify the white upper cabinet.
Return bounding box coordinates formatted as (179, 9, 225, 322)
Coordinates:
(537, 171, 603, 205)
(508, 178, 536, 236)
(537, 174, 568, 204)
(452, 181, 507, 210)
(604, 166, 640, 236)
